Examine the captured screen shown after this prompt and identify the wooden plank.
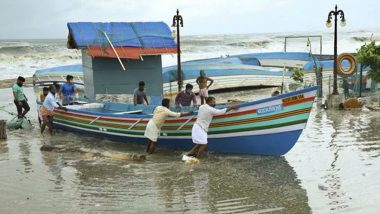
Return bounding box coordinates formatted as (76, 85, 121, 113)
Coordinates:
(0, 120, 6, 139)
(102, 31, 126, 71)
(113, 110, 143, 115)
(128, 118, 142, 130)
(89, 116, 101, 125)
(177, 116, 195, 130)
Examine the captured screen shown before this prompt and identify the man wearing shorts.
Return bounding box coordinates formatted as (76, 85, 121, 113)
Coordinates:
(196, 70, 214, 105)
(40, 85, 66, 135)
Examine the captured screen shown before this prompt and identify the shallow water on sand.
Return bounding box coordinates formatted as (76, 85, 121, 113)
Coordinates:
(0, 88, 379, 213)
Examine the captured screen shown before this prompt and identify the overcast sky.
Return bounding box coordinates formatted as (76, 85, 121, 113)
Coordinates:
(0, 0, 379, 39)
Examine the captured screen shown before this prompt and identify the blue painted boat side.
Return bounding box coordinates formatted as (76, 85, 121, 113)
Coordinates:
(54, 122, 301, 156)
(162, 68, 292, 83)
(34, 64, 83, 75)
(168, 52, 314, 67)
(158, 130, 302, 156)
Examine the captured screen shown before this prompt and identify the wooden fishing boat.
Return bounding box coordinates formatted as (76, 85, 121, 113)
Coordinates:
(45, 86, 318, 156)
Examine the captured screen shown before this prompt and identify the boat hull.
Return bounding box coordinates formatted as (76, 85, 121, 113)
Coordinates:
(54, 121, 303, 155)
(47, 86, 317, 156)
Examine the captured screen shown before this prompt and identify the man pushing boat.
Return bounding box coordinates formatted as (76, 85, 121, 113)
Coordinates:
(145, 98, 192, 154)
(40, 85, 67, 135)
(183, 97, 238, 160)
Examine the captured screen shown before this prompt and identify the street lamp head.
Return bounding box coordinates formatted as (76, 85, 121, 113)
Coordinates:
(340, 18, 346, 27)
(326, 20, 332, 28)
(171, 30, 177, 39)
(172, 9, 183, 27)
(172, 16, 176, 27)
(326, 12, 333, 28)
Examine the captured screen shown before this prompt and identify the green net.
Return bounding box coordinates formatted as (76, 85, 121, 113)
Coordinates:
(6, 117, 33, 130)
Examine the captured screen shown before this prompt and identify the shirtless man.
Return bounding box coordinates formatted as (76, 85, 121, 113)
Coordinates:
(196, 70, 214, 105)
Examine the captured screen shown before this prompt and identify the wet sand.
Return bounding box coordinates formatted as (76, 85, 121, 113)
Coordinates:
(0, 87, 380, 213)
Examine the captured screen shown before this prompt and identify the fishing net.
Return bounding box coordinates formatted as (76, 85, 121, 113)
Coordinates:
(6, 116, 33, 130)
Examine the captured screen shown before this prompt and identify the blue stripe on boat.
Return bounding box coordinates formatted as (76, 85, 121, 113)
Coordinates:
(54, 122, 302, 156)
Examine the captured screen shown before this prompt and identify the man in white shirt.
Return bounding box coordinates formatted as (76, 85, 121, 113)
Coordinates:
(40, 85, 66, 135)
(145, 98, 192, 154)
(184, 96, 237, 159)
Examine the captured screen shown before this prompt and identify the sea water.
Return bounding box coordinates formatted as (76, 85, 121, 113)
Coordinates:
(0, 29, 379, 80)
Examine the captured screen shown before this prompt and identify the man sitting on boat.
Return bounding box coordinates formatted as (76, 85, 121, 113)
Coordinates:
(41, 85, 66, 135)
(134, 81, 149, 105)
(175, 83, 197, 107)
(183, 97, 237, 159)
(12, 76, 30, 118)
(145, 98, 192, 154)
(59, 75, 78, 105)
(196, 70, 214, 105)
(39, 87, 49, 102)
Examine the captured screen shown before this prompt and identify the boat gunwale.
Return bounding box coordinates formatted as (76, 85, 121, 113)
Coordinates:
(53, 86, 318, 119)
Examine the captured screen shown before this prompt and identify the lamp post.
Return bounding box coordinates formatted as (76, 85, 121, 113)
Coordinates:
(326, 5, 346, 95)
(172, 9, 184, 92)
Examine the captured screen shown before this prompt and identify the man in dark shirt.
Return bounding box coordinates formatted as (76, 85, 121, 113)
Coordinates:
(134, 81, 149, 105)
(175, 84, 197, 107)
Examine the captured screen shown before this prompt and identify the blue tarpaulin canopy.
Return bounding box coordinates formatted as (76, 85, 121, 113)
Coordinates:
(67, 22, 176, 49)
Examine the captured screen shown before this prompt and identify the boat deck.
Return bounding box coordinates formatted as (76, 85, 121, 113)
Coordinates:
(65, 101, 202, 116)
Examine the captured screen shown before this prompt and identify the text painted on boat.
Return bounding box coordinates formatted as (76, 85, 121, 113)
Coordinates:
(282, 94, 304, 103)
(257, 104, 283, 115)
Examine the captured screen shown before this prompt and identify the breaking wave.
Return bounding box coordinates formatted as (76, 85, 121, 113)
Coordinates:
(0, 29, 379, 80)
(227, 40, 271, 48)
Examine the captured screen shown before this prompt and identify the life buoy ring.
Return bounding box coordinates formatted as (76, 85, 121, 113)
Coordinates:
(337, 53, 357, 77)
